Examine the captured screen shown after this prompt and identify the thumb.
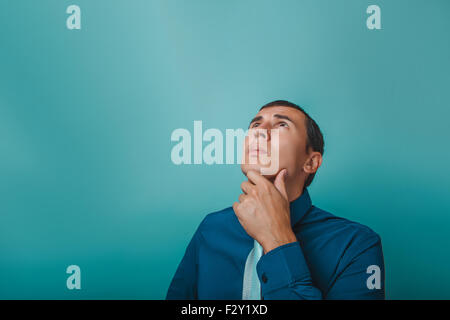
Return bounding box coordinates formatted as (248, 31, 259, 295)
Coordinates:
(274, 169, 288, 200)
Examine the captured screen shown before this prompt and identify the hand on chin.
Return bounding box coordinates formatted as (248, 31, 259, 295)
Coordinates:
(241, 164, 281, 182)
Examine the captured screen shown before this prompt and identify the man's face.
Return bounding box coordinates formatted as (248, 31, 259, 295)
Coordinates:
(241, 106, 309, 181)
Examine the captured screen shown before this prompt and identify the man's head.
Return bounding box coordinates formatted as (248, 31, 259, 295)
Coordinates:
(241, 100, 324, 200)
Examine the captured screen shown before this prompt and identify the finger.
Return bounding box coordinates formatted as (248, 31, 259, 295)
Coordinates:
(246, 170, 268, 186)
(238, 193, 247, 203)
(232, 202, 239, 214)
(274, 169, 288, 200)
(240, 181, 254, 194)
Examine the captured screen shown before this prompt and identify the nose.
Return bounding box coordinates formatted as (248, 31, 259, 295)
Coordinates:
(252, 123, 271, 141)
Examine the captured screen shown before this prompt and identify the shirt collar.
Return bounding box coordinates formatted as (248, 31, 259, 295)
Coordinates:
(290, 188, 313, 227)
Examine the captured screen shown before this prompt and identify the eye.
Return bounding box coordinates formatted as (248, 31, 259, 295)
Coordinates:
(278, 121, 288, 127)
(251, 122, 260, 128)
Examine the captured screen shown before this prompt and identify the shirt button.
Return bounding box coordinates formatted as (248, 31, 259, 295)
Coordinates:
(261, 273, 268, 283)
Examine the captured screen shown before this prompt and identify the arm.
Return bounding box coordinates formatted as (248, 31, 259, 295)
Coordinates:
(165, 224, 202, 300)
(325, 234, 385, 300)
(256, 241, 322, 300)
(233, 170, 385, 299)
(256, 234, 385, 300)
(234, 170, 322, 299)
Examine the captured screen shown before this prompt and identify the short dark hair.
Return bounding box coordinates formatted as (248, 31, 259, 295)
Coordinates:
(259, 100, 324, 188)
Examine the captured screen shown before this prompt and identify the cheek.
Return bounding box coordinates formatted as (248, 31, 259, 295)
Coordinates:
(275, 134, 303, 168)
(241, 136, 249, 157)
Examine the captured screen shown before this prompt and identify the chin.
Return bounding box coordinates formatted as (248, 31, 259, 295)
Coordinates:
(241, 163, 277, 180)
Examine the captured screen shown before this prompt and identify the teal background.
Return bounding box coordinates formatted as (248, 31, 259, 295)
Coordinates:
(1, 0, 449, 299)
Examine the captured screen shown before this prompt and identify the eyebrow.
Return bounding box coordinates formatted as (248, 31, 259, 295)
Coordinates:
(273, 114, 294, 123)
(249, 114, 294, 127)
(249, 116, 263, 127)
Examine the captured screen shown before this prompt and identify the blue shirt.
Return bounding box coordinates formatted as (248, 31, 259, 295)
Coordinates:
(166, 189, 385, 299)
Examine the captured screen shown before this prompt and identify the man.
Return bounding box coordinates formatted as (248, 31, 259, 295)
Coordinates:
(166, 100, 385, 299)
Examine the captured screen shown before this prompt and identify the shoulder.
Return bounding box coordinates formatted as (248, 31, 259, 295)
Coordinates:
(302, 206, 384, 275)
(194, 206, 250, 244)
(196, 206, 239, 235)
(199, 206, 234, 227)
(306, 205, 382, 248)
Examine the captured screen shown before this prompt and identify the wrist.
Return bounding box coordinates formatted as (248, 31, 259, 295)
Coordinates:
(260, 230, 297, 254)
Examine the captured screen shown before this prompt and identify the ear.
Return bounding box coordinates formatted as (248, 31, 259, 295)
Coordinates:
(303, 152, 322, 175)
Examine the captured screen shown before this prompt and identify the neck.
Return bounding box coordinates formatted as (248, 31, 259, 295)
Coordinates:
(265, 172, 305, 202)
(286, 180, 305, 203)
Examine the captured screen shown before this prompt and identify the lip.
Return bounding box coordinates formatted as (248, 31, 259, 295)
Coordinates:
(249, 147, 267, 156)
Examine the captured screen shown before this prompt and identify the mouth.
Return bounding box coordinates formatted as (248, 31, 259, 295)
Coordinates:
(249, 146, 268, 156)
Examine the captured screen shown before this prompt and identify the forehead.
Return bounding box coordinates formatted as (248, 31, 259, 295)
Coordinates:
(255, 105, 307, 125)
